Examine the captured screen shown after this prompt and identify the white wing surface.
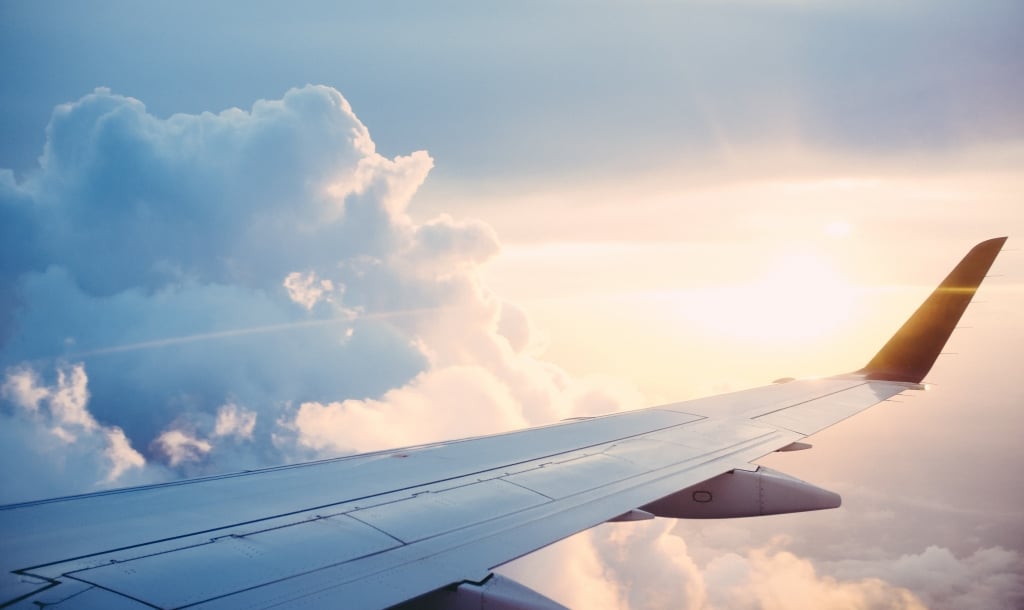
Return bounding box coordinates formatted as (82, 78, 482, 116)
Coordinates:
(0, 237, 1006, 610)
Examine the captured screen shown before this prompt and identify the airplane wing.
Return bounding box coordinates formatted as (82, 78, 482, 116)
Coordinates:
(0, 237, 1006, 610)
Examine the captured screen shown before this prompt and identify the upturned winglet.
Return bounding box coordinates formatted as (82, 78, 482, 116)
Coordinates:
(858, 237, 1007, 383)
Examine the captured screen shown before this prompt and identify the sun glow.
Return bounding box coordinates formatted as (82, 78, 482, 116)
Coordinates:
(676, 252, 858, 345)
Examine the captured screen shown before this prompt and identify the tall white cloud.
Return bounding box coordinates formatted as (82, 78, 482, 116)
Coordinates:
(0, 85, 637, 503)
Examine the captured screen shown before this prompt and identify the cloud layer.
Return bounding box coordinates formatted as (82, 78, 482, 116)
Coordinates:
(501, 522, 1023, 610)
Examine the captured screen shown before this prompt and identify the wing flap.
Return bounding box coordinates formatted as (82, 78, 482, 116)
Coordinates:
(502, 453, 649, 499)
(350, 479, 548, 543)
(753, 381, 905, 435)
(68, 514, 401, 609)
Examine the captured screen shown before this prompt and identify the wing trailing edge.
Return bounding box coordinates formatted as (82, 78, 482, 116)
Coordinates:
(858, 236, 1007, 383)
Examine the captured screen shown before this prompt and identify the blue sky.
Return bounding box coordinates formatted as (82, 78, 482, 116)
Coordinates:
(3, 1, 1022, 177)
(1, 2, 1022, 608)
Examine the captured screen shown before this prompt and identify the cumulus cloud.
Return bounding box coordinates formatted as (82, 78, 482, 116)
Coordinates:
(498, 529, 627, 610)
(283, 271, 336, 311)
(0, 86, 438, 489)
(3, 363, 95, 438)
(0, 85, 638, 504)
(595, 521, 709, 610)
(153, 428, 213, 467)
(0, 363, 148, 497)
(702, 545, 925, 610)
(104, 426, 147, 482)
(1, 366, 48, 412)
(214, 402, 257, 440)
(288, 366, 529, 453)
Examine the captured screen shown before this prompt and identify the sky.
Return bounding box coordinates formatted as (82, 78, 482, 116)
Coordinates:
(1, 1, 1023, 608)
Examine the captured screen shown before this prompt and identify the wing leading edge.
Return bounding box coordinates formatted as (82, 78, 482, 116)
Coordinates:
(0, 238, 1007, 610)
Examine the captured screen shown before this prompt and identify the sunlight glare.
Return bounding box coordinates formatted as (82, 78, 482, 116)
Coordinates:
(677, 252, 858, 345)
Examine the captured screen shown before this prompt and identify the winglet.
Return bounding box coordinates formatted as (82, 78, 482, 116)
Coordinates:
(858, 237, 1007, 383)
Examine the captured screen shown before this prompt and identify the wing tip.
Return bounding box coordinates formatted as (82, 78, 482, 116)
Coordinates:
(857, 236, 1007, 384)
